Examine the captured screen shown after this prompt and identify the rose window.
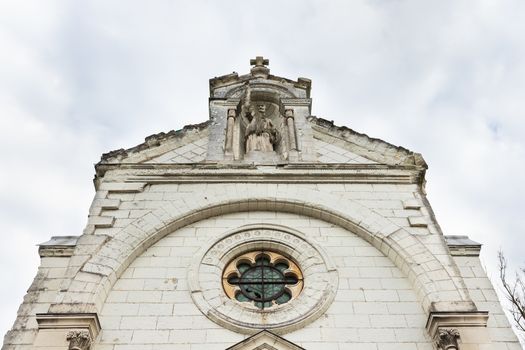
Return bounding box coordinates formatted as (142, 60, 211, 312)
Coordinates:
(222, 251, 303, 309)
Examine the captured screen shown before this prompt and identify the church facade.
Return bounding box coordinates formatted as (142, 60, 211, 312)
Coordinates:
(3, 58, 521, 349)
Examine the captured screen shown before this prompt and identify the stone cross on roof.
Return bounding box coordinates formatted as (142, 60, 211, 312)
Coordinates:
(250, 56, 269, 67)
(249, 56, 270, 77)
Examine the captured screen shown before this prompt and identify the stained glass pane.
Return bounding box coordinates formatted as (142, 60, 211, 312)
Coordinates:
(275, 291, 291, 304)
(225, 251, 302, 309)
(238, 263, 251, 273)
(284, 275, 298, 284)
(275, 262, 288, 272)
(256, 256, 271, 266)
(227, 276, 240, 284)
(236, 292, 250, 302)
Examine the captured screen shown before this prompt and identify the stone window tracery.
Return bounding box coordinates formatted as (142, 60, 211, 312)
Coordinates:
(222, 251, 303, 309)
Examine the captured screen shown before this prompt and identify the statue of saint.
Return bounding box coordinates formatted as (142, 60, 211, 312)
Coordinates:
(242, 87, 279, 153)
(245, 103, 278, 152)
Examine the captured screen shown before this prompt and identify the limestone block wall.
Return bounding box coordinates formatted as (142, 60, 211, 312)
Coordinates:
(75, 179, 466, 315)
(3, 179, 522, 349)
(4, 254, 73, 346)
(96, 212, 432, 350)
(452, 254, 522, 349)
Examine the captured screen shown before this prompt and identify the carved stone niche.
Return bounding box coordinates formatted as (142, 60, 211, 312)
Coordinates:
(226, 330, 305, 350)
(222, 85, 306, 163)
(239, 89, 286, 163)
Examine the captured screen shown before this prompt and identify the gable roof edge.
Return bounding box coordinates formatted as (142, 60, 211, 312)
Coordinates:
(309, 116, 427, 168)
(97, 121, 209, 165)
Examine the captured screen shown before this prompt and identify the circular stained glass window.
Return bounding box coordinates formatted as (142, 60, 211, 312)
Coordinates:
(222, 251, 303, 309)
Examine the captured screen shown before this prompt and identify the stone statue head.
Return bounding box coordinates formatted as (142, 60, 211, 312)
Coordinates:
(257, 104, 266, 114)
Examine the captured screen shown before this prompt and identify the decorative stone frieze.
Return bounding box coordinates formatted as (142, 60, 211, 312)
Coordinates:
(66, 330, 92, 350)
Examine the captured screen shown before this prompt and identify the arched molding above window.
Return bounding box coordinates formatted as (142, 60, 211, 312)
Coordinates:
(50, 189, 477, 321)
(188, 224, 338, 334)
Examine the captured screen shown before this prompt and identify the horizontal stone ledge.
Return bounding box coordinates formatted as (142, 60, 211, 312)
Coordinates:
(408, 216, 428, 227)
(98, 182, 146, 193)
(93, 198, 121, 210)
(445, 235, 482, 257)
(126, 175, 419, 185)
(36, 312, 101, 341)
(88, 216, 115, 228)
(38, 236, 79, 257)
(403, 199, 421, 210)
(425, 310, 489, 340)
(96, 162, 422, 171)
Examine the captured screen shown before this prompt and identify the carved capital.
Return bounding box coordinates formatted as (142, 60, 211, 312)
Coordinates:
(228, 108, 237, 119)
(285, 109, 294, 119)
(435, 328, 460, 349)
(66, 330, 92, 350)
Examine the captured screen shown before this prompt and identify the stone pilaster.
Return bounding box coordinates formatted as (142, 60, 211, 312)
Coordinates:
(285, 109, 297, 151)
(280, 98, 312, 162)
(225, 108, 237, 153)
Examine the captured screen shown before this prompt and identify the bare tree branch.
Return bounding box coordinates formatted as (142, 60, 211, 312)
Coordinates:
(498, 251, 525, 335)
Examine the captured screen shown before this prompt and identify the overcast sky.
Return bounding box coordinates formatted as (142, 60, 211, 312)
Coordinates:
(1, 0, 524, 341)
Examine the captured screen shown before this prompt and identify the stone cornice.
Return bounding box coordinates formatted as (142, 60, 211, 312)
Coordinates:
(280, 98, 312, 106)
(210, 72, 311, 98)
(94, 163, 425, 188)
(36, 313, 101, 342)
(445, 235, 482, 257)
(426, 311, 489, 340)
(38, 236, 79, 257)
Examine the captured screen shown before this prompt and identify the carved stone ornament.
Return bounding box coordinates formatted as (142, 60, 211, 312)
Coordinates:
(249, 56, 270, 78)
(189, 226, 338, 334)
(436, 328, 460, 350)
(66, 330, 92, 350)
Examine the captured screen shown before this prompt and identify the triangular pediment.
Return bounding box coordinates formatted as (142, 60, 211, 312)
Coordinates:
(310, 117, 427, 167)
(98, 122, 209, 165)
(315, 138, 377, 164)
(96, 58, 427, 171)
(144, 136, 208, 163)
(96, 117, 426, 170)
(226, 330, 305, 350)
